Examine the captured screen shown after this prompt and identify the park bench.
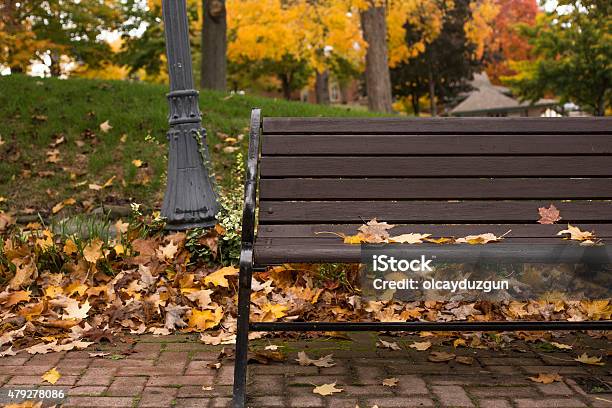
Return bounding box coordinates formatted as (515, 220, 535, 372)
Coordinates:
(232, 109, 612, 407)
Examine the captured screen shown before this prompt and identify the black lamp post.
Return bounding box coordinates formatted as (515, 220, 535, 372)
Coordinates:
(161, 0, 219, 229)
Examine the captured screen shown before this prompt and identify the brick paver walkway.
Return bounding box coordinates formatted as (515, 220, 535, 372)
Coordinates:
(0, 332, 610, 407)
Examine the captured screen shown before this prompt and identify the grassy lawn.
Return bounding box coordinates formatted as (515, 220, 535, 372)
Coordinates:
(0, 74, 381, 215)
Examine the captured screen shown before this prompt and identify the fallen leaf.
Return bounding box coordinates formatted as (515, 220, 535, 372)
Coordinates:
(296, 351, 335, 367)
(132, 159, 143, 168)
(265, 345, 280, 351)
(538, 204, 562, 224)
(4, 290, 31, 307)
(63, 239, 78, 255)
(357, 218, 395, 243)
(574, 353, 604, 366)
(41, 367, 61, 384)
(529, 373, 563, 384)
(83, 238, 104, 263)
(313, 382, 343, 396)
(377, 340, 401, 351)
(409, 341, 432, 351)
(549, 342, 573, 350)
(557, 224, 595, 242)
(455, 356, 474, 365)
(89, 352, 110, 357)
(99, 120, 112, 133)
(389, 233, 431, 244)
(204, 266, 239, 287)
(382, 377, 399, 387)
(62, 300, 91, 320)
(428, 351, 456, 362)
(456, 232, 506, 244)
(188, 308, 223, 330)
(156, 241, 179, 261)
(202, 385, 214, 391)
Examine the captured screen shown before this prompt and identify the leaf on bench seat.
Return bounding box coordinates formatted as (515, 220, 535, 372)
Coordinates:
(557, 224, 598, 245)
(538, 204, 562, 224)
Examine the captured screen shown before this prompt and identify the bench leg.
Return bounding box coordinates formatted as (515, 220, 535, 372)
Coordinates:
(232, 259, 253, 408)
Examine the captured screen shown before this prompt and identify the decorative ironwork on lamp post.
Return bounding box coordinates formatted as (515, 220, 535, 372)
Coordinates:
(161, 0, 219, 229)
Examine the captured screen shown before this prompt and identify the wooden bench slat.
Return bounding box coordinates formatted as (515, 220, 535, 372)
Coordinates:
(263, 117, 612, 134)
(260, 156, 612, 177)
(258, 200, 612, 223)
(261, 134, 612, 155)
(259, 178, 612, 200)
(257, 224, 612, 238)
(253, 237, 605, 265)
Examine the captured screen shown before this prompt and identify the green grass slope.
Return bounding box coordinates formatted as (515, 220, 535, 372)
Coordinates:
(0, 75, 380, 214)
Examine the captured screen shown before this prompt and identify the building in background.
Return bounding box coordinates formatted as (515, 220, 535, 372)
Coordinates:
(449, 72, 558, 117)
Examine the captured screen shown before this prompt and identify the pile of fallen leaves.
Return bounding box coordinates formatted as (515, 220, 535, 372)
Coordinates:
(0, 209, 610, 357)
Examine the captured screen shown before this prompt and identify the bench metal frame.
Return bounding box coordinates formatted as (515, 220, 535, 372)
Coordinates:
(231, 109, 612, 408)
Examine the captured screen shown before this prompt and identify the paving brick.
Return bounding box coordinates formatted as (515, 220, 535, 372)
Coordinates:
(8, 375, 78, 386)
(364, 397, 435, 407)
(432, 385, 474, 407)
(250, 375, 285, 395)
(354, 365, 386, 384)
(76, 368, 117, 386)
(521, 366, 587, 375)
(138, 386, 178, 407)
(288, 375, 349, 386)
(0, 365, 51, 375)
(116, 366, 183, 376)
(514, 398, 587, 407)
(341, 385, 393, 396)
(536, 382, 574, 396)
(216, 365, 235, 386)
(64, 396, 134, 407)
(288, 395, 325, 407)
(107, 376, 147, 396)
(468, 386, 536, 398)
(27, 353, 64, 366)
(0, 356, 29, 366)
(146, 375, 213, 387)
(476, 399, 512, 408)
(210, 397, 232, 408)
(479, 357, 543, 366)
(67, 385, 108, 396)
(323, 398, 359, 408)
(396, 375, 428, 395)
(185, 360, 218, 375)
(175, 398, 214, 407)
(250, 395, 285, 407)
(589, 394, 612, 408)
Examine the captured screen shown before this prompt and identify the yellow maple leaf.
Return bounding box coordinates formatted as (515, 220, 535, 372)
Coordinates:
(260, 303, 288, 321)
(114, 243, 125, 255)
(36, 229, 54, 251)
(63, 238, 78, 255)
(203, 266, 239, 287)
(188, 308, 223, 330)
(343, 234, 363, 244)
(64, 281, 88, 297)
(456, 232, 505, 244)
(580, 300, 611, 320)
(83, 238, 104, 263)
(4, 290, 31, 307)
(574, 353, 604, 366)
(41, 367, 61, 384)
(132, 159, 143, 168)
(44, 285, 64, 298)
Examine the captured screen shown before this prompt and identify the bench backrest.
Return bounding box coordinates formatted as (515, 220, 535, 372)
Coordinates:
(256, 117, 612, 241)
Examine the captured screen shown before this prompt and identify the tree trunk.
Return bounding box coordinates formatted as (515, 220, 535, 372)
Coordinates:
(315, 70, 330, 104)
(427, 53, 437, 117)
(411, 92, 420, 116)
(200, 0, 227, 90)
(280, 74, 292, 100)
(360, 4, 393, 113)
(49, 50, 61, 77)
(595, 91, 606, 116)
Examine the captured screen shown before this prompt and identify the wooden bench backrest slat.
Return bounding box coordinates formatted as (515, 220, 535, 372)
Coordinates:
(258, 200, 612, 223)
(262, 117, 612, 134)
(261, 134, 612, 155)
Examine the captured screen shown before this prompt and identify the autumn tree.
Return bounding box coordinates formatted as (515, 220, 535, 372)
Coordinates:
(390, 0, 493, 115)
(0, 0, 122, 76)
(483, 0, 538, 83)
(504, 0, 611, 116)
